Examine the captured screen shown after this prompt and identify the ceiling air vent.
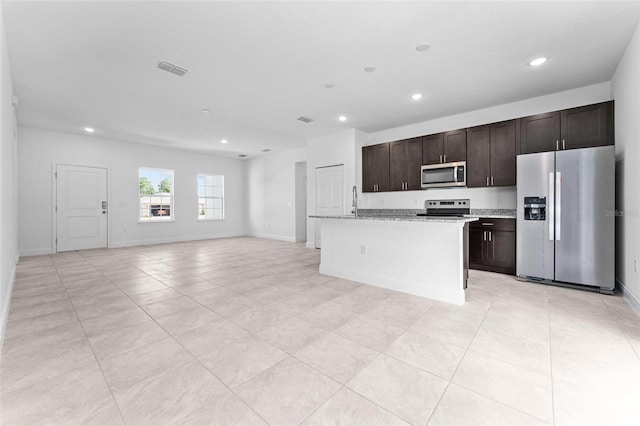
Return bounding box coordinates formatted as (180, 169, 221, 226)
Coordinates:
(261, 149, 272, 153)
(157, 60, 189, 77)
(297, 116, 314, 123)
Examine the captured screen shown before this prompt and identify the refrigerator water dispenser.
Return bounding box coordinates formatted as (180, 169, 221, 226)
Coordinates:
(524, 196, 546, 221)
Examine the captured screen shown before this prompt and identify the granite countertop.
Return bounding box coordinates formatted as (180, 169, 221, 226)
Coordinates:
(309, 208, 516, 222)
(309, 214, 479, 223)
(468, 209, 516, 219)
(351, 208, 516, 219)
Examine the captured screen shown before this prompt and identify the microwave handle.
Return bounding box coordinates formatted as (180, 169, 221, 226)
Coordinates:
(454, 165, 462, 182)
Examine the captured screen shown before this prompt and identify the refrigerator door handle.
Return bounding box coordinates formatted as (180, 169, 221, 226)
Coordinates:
(556, 172, 561, 240)
(549, 172, 555, 241)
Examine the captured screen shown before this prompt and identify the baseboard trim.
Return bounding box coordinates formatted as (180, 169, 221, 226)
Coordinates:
(0, 264, 17, 351)
(244, 233, 296, 243)
(319, 264, 465, 305)
(617, 278, 640, 315)
(19, 247, 52, 257)
(306, 241, 316, 249)
(109, 232, 244, 249)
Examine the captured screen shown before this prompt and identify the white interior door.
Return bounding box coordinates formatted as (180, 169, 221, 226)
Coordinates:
(315, 165, 344, 248)
(56, 164, 108, 252)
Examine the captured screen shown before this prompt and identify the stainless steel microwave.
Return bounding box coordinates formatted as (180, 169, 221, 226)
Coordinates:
(421, 161, 466, 189)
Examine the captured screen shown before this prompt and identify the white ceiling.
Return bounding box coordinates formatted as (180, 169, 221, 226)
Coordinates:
(4, 1, 640, 159)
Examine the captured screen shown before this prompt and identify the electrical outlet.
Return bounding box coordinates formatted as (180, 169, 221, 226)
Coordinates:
(360, 245, 367, 255)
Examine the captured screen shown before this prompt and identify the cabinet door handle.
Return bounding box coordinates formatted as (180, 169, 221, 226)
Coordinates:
(444, 154, 447, 163)
(482, 223, 494, 226)
(491, 176, 494, 186)
(440, 155, 443, 163)
(483, 230, 487, 241)
(489, 231, 492, 242)
(486, 177, 489, 186)
(562, 139, 566, 150)
(556, 140, 559, 150)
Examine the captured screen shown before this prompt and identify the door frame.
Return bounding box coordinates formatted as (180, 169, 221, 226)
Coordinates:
(314, 163, 344, 249)
(52, 161, 111, 253)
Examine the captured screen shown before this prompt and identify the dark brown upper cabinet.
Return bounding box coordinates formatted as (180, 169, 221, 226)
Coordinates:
(491, 120, 518, 186)
(520, 101, 613, 154)
(362, 143, 390, 193)
(520, 111, 560, 154)
(467, 120, 517, 187)
(561, 101, 613, 150)
(389, 137, 423, 191)
(422, 129, 467, 165)
(467, 125, 491, 187)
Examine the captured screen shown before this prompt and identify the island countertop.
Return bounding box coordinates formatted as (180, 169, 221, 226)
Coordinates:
(309, 214, 479, 224)
(314, 208, 516, 220)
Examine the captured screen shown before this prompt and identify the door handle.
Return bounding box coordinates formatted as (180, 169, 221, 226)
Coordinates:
(562, 139, 566, 150)
(481, 223, 494, 226)
(556, 140, 559, 151)
(101, 201, 108, 209)
(549, 172, 555, 241)
(483, 230, 487, 241)
(488, 231, 492, 242)
(556, 172, 561, 240)
(102, 211, 107, 214)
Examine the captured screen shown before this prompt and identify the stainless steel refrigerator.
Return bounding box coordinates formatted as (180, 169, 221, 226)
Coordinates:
(516, 145, 615, 293)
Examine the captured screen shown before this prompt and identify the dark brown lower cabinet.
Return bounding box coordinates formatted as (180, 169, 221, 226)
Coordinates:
(469, 218, 515, 275)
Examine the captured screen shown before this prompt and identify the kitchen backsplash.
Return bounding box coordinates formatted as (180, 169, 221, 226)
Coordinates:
(360, 185, 516, 210)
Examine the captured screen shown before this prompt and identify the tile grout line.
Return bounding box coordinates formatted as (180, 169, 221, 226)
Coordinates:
(423, 280, 502, 426)
(53, 252, 128, 426)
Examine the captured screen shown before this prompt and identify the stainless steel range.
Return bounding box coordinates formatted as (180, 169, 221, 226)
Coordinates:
(418, 199, 470, 218)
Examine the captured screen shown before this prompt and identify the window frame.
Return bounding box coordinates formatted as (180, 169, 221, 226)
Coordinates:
(197, 173, 225, 221)
(138, 167, 175, 223)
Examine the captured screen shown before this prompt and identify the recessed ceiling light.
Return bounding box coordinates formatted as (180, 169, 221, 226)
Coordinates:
(84, 127, 95, 133)
(261, 149, 272, 153)
(221, 139, 228, 144)
(364, 66, 376, 73)
(411, 93, 423, 101)
(416, 43, 430, 52)
(201, 108, 211, 114)
(529, 57, 548, 67)
(338, 115, 347, 122)
(324, 83, 335, 89)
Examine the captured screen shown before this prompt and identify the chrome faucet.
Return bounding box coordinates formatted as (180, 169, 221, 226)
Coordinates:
(352, 185, 358, 217)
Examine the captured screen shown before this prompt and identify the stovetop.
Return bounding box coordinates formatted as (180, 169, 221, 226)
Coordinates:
(421, 199, 470, 217)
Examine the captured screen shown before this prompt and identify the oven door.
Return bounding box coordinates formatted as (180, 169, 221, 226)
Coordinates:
(421, 161, 466, 188)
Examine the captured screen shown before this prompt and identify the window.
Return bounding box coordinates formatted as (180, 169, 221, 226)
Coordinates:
(198, 174, 224, 220)
(139, 167, 174, 221)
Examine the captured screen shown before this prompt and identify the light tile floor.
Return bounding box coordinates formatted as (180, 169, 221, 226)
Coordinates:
(1, 236, 639, 425)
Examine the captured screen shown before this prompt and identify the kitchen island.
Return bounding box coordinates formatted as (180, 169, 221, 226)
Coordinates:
(310, 215, 478, 305)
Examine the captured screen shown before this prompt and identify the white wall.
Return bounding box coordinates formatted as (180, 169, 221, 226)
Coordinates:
(612, 22, 640, 308)
(243, 147, 306, 242)
(0, 3, 19, 347)
(306, 129, 365, 248)
(362, 82, 613, 210)
(18, 126, 245, 255)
